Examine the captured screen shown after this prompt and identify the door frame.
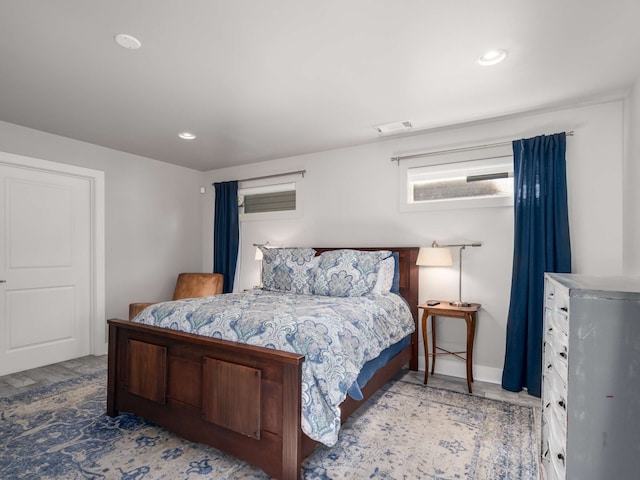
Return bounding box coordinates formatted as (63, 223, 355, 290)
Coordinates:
(0, 151, 106, 356)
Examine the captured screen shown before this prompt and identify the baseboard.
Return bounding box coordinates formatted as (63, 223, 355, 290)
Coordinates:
(417, 356, 503, 385)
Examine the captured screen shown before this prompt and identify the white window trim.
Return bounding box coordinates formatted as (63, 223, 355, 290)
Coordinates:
(397, 143, 514, 212)
(238, 174, 303, 221)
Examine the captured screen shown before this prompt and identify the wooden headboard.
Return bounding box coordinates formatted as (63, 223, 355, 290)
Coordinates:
(313, 247, 420, 371)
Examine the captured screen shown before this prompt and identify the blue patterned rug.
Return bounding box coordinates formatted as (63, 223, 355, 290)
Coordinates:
(0, 370, 537, 479)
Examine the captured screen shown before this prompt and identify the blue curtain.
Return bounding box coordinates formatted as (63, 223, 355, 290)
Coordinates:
(213, 181, 239, 293)
(501, 133, 571, 397)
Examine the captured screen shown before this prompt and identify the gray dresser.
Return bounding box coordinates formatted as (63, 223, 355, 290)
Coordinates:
(541, 273, 640, 479)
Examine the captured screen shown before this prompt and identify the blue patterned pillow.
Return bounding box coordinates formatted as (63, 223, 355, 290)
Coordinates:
(313, 249, 392, 297)
(390, 251, 400, 294)
(260, 247, 316, 294)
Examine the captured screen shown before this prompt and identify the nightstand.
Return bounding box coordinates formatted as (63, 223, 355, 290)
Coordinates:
(418, 301, 480, 393)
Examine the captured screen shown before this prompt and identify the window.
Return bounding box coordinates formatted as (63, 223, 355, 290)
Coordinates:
(398, 144, 514, 211)
(409, 157, 513, 203)
(238, 182, 296, 214)
(238, 174, 302, 221)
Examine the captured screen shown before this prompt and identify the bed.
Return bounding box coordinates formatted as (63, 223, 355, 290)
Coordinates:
(106, 246, 419, 480)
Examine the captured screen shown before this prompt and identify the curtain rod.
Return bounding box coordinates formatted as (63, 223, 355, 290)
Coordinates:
(238, 169, 306, 183)
(212, 170, 307, 186)
(391, 131, 574, 163)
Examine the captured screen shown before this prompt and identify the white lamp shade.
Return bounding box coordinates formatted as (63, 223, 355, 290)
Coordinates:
(255, 242, 277, 261)
(416, 247, 453, 267)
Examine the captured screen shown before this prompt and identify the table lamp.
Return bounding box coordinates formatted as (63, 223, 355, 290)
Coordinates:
(417, 241, 482, 307)
(253, 241, 273, 288)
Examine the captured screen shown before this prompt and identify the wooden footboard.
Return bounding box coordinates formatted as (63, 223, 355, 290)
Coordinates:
(108, 318, 413, 479)
(107, 318, 305, 480)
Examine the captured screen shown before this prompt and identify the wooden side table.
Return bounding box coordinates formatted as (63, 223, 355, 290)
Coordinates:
(418, 301, 480, 393)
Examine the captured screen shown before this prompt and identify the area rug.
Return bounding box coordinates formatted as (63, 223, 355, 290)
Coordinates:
(0, 370, 537, 479)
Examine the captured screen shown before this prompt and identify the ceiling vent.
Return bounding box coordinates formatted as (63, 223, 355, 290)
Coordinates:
(376, 121, 413, 135)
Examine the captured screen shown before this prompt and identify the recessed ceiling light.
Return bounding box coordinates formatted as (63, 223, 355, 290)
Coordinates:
(178, 132, 197, 140)
(478, 49, 508, 66)
(114, 33, 142, 50)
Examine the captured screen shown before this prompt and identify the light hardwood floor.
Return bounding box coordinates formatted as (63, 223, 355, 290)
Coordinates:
(0, 355, 107, 398)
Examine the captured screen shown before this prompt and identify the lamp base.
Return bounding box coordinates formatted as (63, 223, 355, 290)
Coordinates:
(449, 301, 472, 307)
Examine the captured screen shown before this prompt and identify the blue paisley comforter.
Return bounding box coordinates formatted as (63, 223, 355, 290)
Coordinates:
(133, 289, 415, 446)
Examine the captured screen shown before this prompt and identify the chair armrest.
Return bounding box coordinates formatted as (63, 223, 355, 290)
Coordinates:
(129, 302, 155, 321)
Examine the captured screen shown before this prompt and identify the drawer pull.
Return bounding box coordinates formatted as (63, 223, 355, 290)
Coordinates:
(557, 453, 565, 464)
(558, 400, 566, 409)
(560, 307, 568, 312)
(547, 363, 552, 369)
(559, 352, 567, 359)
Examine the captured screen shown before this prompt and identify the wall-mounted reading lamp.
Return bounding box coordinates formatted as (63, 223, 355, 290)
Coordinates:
(417, 241, 482, 307)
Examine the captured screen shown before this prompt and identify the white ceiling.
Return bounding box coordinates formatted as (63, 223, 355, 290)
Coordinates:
(1, 1, 639, 171)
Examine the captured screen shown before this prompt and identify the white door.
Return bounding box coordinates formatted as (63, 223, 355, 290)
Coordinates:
(0, 163, 92, 376)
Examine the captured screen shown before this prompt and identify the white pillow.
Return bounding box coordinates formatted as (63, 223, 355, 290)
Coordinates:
(372, 256, 395, 294)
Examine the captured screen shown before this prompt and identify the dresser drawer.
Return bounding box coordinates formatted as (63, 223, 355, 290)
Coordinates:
(544, 308, 568, 365)
(551, 337, 568, 381)
(541, 411, 552, 479)
(543, 322, 554, 366)
(547, 308, 567, 343)
(544, 371, 567, 423)
(543, 339, 568, 389)
(553, 284, 569, 310)
(540, 443, 552, 480)
(544, 282, 557, 309)
(542, 371, 552, 410)
(544, 308, 555, 341)
(545, 278, 569, 308)
(543, 342, 554, 379)
(541, 415, 550, 460)
(549, 449, 566, 480)
(547, 407, 567, 471)
(551, 305, 569, 335)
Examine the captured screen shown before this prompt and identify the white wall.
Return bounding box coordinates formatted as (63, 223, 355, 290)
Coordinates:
(624, 78, 640, 274)
(0, 97, 629, 380)
(203, 100, 625, 383)
(0, 121, 204, 322)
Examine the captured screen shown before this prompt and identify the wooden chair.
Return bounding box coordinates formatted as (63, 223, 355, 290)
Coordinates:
(129, 273, 224, 320)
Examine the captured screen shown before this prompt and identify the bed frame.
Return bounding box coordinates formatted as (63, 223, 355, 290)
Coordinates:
(107, 247, 419, 480)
